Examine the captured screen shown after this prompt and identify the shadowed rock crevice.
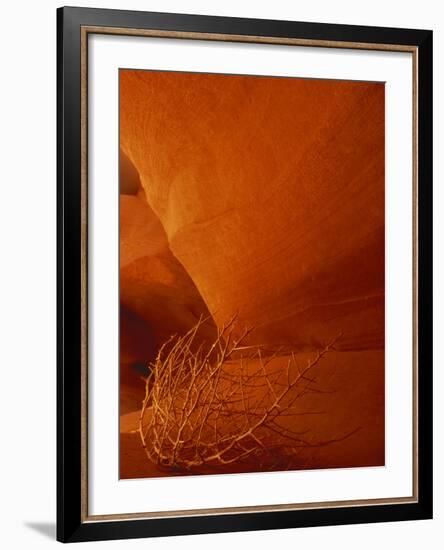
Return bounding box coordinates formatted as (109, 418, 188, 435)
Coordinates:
(119, 153, 218, 415)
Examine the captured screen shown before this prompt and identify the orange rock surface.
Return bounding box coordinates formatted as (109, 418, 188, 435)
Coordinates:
(120, 71, 384, 351)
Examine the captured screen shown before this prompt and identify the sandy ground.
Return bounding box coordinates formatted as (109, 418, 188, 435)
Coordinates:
(120, 349, 384, 479)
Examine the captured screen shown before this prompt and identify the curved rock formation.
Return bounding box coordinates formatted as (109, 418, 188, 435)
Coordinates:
(120, 190, 217, 354)
(120, 70, 385, 351)
(119, 151, 217, 414)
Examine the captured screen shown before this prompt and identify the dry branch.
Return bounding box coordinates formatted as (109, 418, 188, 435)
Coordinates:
(139, 316, 349, 472)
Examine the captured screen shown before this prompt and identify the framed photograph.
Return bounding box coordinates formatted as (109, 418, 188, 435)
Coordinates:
(57, 6, 433, 543)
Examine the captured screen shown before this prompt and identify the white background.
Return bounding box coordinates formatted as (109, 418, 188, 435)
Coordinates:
(89, 34, 413, 515)
(0, 0, 441, 548)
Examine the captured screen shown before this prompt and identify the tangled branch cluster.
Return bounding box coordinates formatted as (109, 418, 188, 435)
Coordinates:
(139, 317, 342, 472)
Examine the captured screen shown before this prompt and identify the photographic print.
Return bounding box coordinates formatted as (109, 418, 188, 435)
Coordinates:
(58, 8, 432, 541)
(118, 69, 385, 480)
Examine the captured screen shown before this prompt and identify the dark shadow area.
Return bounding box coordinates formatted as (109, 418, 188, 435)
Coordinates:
(24, 522, 56, 540)
(120, 148, 141, 195)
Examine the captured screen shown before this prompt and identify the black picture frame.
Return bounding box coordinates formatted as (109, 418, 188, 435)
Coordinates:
(57, 6, 433, 543)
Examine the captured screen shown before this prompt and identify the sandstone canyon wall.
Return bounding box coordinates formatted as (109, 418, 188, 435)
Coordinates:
(120, 71, 384, 352)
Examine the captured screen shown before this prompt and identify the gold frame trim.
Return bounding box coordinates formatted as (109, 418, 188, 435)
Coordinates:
(80, 26, 419, 523)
